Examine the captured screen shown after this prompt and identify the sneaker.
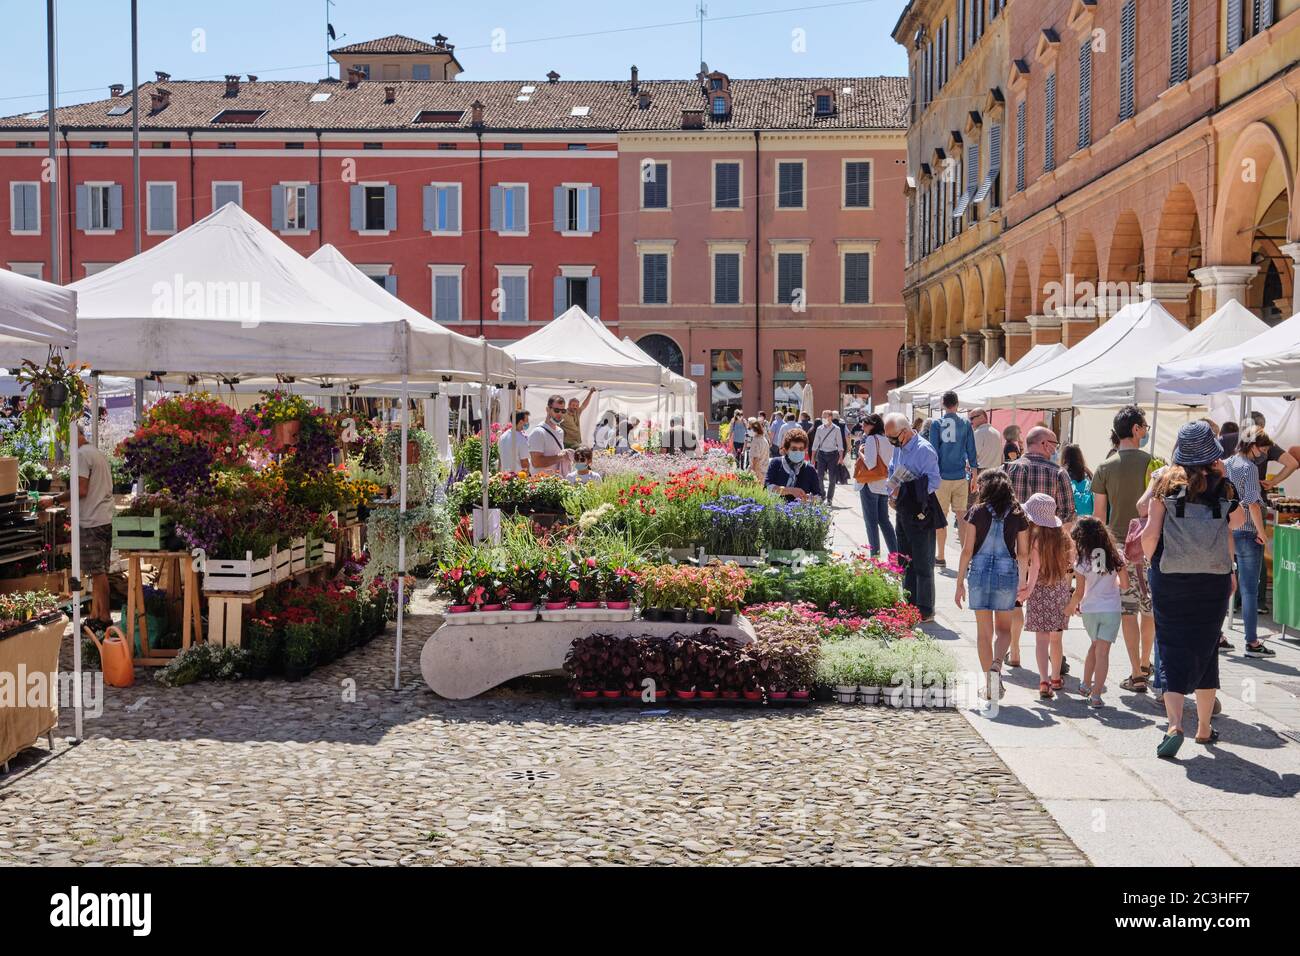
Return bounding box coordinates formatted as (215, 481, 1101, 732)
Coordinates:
(1245, 642, 1276, 658)
(1218, 635, 1234, 653)
(935, 559, 947, 568)
(1258, 605, 1271, 616)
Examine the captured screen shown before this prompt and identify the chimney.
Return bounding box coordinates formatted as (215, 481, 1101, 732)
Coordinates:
(154, 71, 170, 83)
(433, 33, 449, 50)
(682, 108, 704, 129)
(638, 90, 651, 110)
(470, 99, 485, 127)
(225, 74, 240, 96)
(150, 88, 171, 112)
(109, 83, 125, 98)
(246, 74, 258, 83)
(546, 70, 560, 84)
(384, 85, 396, 104)
(346, 68, 364, 88)
(630, 65, 639, 93)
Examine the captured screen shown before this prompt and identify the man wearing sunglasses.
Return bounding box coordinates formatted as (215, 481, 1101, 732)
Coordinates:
(529, 396, 573, 476)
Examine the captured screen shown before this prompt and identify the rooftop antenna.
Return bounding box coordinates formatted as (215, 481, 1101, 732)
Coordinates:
(697, 1, 707, 73)
(325, 0, 346, 79)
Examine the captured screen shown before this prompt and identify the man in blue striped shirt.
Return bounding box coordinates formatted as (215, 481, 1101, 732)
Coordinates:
(885, 412, 942, 622)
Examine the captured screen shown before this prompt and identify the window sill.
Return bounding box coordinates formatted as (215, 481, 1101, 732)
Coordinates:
(776, 205, 807, 212)
(83, 229, 118, 236)
(278, 229, 311, 236)
(640, 206, 671, 212)
(9, 230, 40, 236)
(560, 231, 594, 238)
(711, 302, 745, 308)
(146, 230, 177, 237)
(358, 229, 392, 236)
(639, 302, 672, 308)
(429, 230, 463, 238)
(497, 230, 529, 237)
(712, 205, 743, 212)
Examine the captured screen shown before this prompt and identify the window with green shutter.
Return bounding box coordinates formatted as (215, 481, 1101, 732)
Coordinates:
(844, 253, 871, 304)
(777, 162, 804, 208)
(844, 161, 871, 207)
(642, 163, 669, 209)
(776, 252, 803, 304)
(714, 162, 740, 208)
(642, 253, 668, 304)
(714, 253, 740, 304)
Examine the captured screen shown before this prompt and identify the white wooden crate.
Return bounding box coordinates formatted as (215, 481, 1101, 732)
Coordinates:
(204, 551, 275, 594)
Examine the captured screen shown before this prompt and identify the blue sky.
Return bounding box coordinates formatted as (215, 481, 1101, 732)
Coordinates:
(0, 0, 909, 116)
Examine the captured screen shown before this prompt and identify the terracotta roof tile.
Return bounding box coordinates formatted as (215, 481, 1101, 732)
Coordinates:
(329, 34, 444, 55)
(1, 76, 908, 133)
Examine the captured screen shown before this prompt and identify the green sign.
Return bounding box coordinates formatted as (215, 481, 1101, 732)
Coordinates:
(1273, 524, 1300, 631)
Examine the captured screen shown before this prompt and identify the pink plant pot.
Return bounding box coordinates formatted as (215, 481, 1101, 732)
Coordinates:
(675, 690, 697, 700)
(768, 691, 789, 700)
(577, 690, 598, 699)
(625, 689, 642, 699)
(601, 690, 622, 699)
(509, 602, 537, 612)
(698, 690, 718, 700)
(449, 605, 473, 614)
(721, 691, 740, 700)
(544, 601, 571, 611)
(481, 604, 504, 612)
(791, 689, 811, 700)
(743, 690, 762, 701)
(606, 601, 631, 610)
(575, 601, 602, 609)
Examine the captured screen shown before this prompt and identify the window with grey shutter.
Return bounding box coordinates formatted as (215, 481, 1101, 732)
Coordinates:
(642, 253, 668, 304)
(500, 274, 527, 322)
(844, 161, 871, 207)
(1169, 0, 1190, 86)
(433, 274, 460, 322)
(714, 162, 740, 208)
(108, 185, 123, 230)
(1119, 1, 1137, 120)
(714, 252, 740, 304)
(214, 182, 241, 210)
(975, 124, 1001, 207)
(1044, 73, 1057, 171)
(957, 0, 965, 63)
(777, 162, 804, 208)
(11, 183, 39, 232)
(1077, 41, 1092, 149)
(776, 252, 803, 304)
(1255, 0, 1275, 32)
(642, 163, 668, 208)
(844, 253, 870, 304)
(1016, 100, 1027, 191)
(147, 182, 175, 233)
(1227, 0, 1244, 51)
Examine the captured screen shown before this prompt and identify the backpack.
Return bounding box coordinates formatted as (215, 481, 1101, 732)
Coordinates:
(1070, 476, 1094, 517)
(1158, 491, 1233, 575)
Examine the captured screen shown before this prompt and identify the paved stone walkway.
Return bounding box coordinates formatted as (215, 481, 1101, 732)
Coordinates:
(826, 482, 1300, 866)
(0, 587, 1084, 866)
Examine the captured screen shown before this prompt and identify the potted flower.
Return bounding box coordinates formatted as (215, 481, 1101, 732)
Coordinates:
(436, 564, 475, 613)
(574, 555, 602, 609)
(602, 563, 638, 611)
(704, 562, 750, 626)
(283, 612, 318, 681)
(507, 560, 541, 612)
(15, 353, 89, 449)
(475, 561, 509, 612)
(640, 566, 668, 622)
(541, 553, 573, 610)
(252, 389, 315, 448)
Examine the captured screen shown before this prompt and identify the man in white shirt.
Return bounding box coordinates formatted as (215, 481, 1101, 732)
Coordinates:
(496, 411, 530, 475)
(970, 409, 1003, 475)
(50, 425, 116, 625)
(529, 395, 572, 475)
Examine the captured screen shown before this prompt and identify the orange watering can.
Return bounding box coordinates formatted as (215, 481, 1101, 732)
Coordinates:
(86, 624, 134, 688)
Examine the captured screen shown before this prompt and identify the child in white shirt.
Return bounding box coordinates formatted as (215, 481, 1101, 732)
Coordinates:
(566, 446, 602, 484)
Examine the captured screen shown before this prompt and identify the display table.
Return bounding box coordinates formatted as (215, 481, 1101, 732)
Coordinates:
(1272, 523, 1300, 640)
(0, 615, 64, 768)
(421, 616, 756, 700)
(125, 550, 204, 665)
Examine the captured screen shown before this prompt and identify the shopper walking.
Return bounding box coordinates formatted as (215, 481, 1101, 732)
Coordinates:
(1021, 493, 1076, 699)
(1091, 405, 1154, 694)
(970, 409, 1003, 473)
(955, 470, 1030, 702)
(926, 391, 979, 568)
(810, 409, 846, 504)
(854, 413, 897, 558)
(1062, 444, 1094, 517)
(730, 410, 747, 465)
(1066, 516, 1130, 708)
(1142, 422, 1245, 758)
(885, 412, 942, 622)
(748, 419, 771, 483)
(1226, 426, 1274, 657)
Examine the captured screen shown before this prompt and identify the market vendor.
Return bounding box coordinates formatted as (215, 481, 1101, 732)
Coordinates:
(765, 427, 822, 501)
(562, 388, 596, 449)
(46, 424, 115, 627)
(529, 395, 573, 476)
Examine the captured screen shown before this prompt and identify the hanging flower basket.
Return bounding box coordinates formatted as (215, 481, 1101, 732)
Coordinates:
(271, 420, 301, 448)
(405, 440, 422, 465)
(40, 381, 69, 409)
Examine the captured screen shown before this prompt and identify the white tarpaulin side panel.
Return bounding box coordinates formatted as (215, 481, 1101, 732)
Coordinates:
(0, 266, 76, 357)
(1158, 309, 1300, 395)
(964, 301, 1189, 409)
(506, 306, 665, 388)
(1072, 299, 1271, 406)
(307, 244, 513, 381)
(1242, 348, 1300, 396)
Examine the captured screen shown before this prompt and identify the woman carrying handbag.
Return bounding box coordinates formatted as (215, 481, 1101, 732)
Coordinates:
(854, 413, 896, 558)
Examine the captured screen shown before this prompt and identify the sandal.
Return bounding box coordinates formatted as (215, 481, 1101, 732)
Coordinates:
(1079, 682, 1091, 698)
(1120, 675, 1148, 693)
(1157, 731, 1185, 759)
(1003, 650, 1021, 668)
(1039, 681, 1054, 700)
(1089, 695, 1104, 709)
(1050, 678, 1064, 691)
(1195, 729, 1220, 745)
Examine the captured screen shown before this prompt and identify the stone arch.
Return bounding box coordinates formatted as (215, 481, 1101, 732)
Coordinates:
(1210, 120, 1295, 265)
(963, 266, 984, 333)
(943, 273, 965, 342)
(1008, 258, 1032, 323)
(1068, 230, 1100, 312)
(1153, 183, 1203, 282)
(1103, 209, 1145, 315)
(1037, 245, 1062, 314)
(982, 256, 1006, 327)
(928, 284, 947, 346)
(914, 291, 930, 349)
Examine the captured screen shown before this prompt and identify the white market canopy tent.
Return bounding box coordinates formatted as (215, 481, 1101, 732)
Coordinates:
(889, 360, 963, 405)
(1157, 309, 1300, 396)
(1072, 299, 1271, 406)
(68, 204, 510, 385)
(506, 306, 668, 389)
(1243, 347, 1300, 396)
(0, 266, 87, 740)
(919, 361, 987, 408)
(963, 300, 1189, 409)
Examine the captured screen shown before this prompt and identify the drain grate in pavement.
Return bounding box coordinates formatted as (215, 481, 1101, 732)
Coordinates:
(497, 768, 560, 783)
(1279, 730, 1300, 747)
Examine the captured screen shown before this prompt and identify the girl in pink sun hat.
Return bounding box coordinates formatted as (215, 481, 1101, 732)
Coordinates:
(1019, 492, 1076, 700)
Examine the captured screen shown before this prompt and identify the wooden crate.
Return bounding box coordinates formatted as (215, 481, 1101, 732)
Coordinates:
(111, 509, 173, 551)
(289, 537, 307, 575)
(322, 541, 337, 567)
(203, 551, 275, 593)
(306, 535, 325, 567)
(271, 545, 292, 583)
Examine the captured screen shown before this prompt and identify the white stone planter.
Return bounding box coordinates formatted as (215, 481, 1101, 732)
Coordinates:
(883, 684, 907, 708)
(925, 684, 956, 708)
(907, 687, 927, 708)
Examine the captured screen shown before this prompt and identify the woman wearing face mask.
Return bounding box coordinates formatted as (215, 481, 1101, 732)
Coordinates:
(765, 427, 823, 502)
(748, 419, 770, 482)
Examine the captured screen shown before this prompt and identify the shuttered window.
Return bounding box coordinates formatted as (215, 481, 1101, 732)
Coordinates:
(10, 182, 39, 233)
(1077, 41, 1092, 150)
(1169, 0, 1190, 87)
(777, 162, 804, 208)
(642, 163, 669, 209)
(1228, 0, 1244, 51)
(1044, 73, 1057, 172)
(1119, 1, 1137, 120)
(714, 162, 740, 208)
(956, 0, 965, 63)
(642, 253, 668, 304)
(1256, 0, 1275, 32)
(147, 182, 175, 234)
(974, 124, 1001, 208)
(1015, 100, 1027, 191)
(714, 253, 740, 304)
(776, 252, 803, 304)
(432, 273, 460, 322)
(844, 161, 871, 207)
(843, 253, 870, 304)
(499, 273, 527, 322)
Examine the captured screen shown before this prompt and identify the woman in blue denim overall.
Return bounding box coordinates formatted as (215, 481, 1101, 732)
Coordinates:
(956, 470, 1030, 702)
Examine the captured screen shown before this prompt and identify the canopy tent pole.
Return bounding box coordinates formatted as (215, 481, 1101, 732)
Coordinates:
(89, 374, 100, 447)
(479, 337, 490, 538)
(1150, 394, 1161, 455)
(69, 348, 83, 742)
(393, 376, 409, 692)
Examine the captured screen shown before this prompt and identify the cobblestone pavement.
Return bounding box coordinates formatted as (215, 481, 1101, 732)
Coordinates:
(0, 585, 1085, 866)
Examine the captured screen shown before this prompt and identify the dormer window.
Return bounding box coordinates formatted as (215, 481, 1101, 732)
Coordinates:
(712, 96, 727, 116)
(711, 78, 724, 91)
(813, 87, 836, 117)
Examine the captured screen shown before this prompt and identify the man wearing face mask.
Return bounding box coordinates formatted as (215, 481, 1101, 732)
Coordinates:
(764, 427, 823, 502)
(883, 412, 942, 622)
(529, 395, 574, 476)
